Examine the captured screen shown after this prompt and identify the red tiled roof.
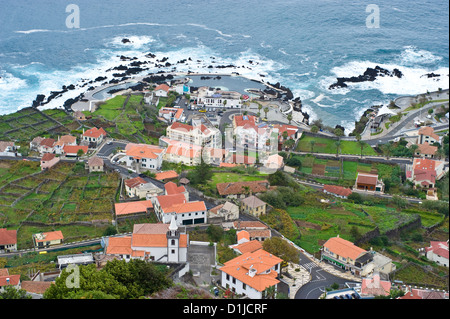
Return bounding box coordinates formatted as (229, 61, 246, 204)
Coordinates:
(323, 236, 366, 260)
(41, 153, 56, 162)
(63, 145, 88, 155)
(155, 170, 179, 181)
(425, 241, 449, 260)
(418, 126, 440, 141)
(0, 228, 17, 245)
(164, 181, 186, 195)
(417, 142, 437, 155)
(125, 177, 147, 189)
(83, 127, 106, 138)
(323, 184, 352, 197)
(356, 173, 378, 186)
(0, 273, 21, 287)
(114, 200, 153, 216)
(34, 231, 64, 243)
(40, 138, 56, 148)
(154, 84, 170, 92)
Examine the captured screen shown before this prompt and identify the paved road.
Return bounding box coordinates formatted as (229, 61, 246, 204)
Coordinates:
(295, 252, 358, 299)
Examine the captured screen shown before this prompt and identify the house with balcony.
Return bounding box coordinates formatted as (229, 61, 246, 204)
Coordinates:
(219, 248, 282, 299)
(124, 143, 165, 173)
(33, 231, 64, 249)
(166, 122, 221, 149)
(321, 235, 374, 277)
(81, 127, 107, 147)
(152, 193, 207, 226)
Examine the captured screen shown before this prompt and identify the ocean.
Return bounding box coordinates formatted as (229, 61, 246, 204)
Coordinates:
(0, 0, 448, 133)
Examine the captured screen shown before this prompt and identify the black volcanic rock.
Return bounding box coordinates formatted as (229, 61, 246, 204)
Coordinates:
(32, 94, 46, 107)
(122, 38, 131, 44)
(422, 72, 440, 78)
(329, 65, 403, 89)
(95, 76, 107, 82)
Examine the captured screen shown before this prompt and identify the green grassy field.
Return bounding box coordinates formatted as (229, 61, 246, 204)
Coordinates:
(295, 135, 378, 155)
(208, 172, 266, 189)
(0, 161, 120, 249)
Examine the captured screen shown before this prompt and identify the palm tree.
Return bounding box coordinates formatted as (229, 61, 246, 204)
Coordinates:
(358, 140, 366, 158)
(381, 143, 394, 160)
(335, 140, 341, 157)
(287, 113, 293, 124)
(263, 107, 269, 119)
(310, 140, 315, 153)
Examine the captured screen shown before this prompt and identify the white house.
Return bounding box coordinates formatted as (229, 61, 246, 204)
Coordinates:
(152, 193, 207, 226)
(124, 143, 165, 172)
(220, 249, 282, 299)
(0, 141, 20, 157)
(153, 84, 170, 97)
(196, 87, 242, 109)
(425, 241, 449, 267)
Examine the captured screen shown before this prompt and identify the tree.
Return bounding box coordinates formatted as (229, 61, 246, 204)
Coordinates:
(310, 125, 319, 134)
(335, 140, 341, 157)
(358, 140, 366, 158)
(76, 148, 85, 159)
(287, 113, 293, 124)
(381, 143, 394, 160)
(310, 140, 315, 153)
(334, 128, 344, 139)
(262, 237, 299, 264)
(263, 107, 269, 119)
(409, 144, 419, 157)
(0, 286, 31, 299)
(186, 148, 213, 185)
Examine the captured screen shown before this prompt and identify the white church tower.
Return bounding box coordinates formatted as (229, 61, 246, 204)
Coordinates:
(167, 216, 180, 262)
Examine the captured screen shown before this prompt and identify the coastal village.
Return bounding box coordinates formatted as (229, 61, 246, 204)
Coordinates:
(0, 70, 449, 300)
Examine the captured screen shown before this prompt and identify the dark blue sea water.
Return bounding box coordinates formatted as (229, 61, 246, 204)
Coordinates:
(0, 0, 448, 132)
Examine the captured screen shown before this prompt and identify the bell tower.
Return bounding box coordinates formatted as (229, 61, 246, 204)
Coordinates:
(167, 216, 180, 262)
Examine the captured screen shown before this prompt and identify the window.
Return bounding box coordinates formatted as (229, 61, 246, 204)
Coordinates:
(171, 239, 175, 245)
(242, 283, 246, 290)
(226, 274, 230, 281)
(171, 249, 175, 254)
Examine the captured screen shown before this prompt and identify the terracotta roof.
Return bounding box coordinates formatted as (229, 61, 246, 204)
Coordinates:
(216, 180, 269, 196)
(425, 241, 449, 260)
(413, 158, 439, 171)
(0, 141, 14, 152)
(323, 236, 367, 260)
(83, 127, 106, 138)
(323, 184, 352, 197)
(106, 236, 133, 255)
(220, 249, 282, 292)
(58, 135, 77, 145)
(132, 233, 188, 248)
(414, 169, 436, 184)
(241, 195, 266, 208)
(21, 281, 54, 294)
(133, 223, 169, 234)
(361, 274, 391, 296)
(246, 229, 271, 238)
(356, 173, 378, 186)
(417, 142, 437, 155)
(88, 156, 104, 167)
(164, 181, 186, 195)
(114, 200, 153, 216)
(155, 170, 179, 181)
(34, 231, 64, 243)
(232, 240, 263, 254)
(0, 228, 17, 245)
(126, 144, 164, 160)
(237, 230, 250, 242)
(154, 84, 170, 92)
(169, 122, 193, 132)
(0, 274, 21, 287)
(234, 115, 257, 127)
(40, 138, 56, 148)
(165, 145, 202, 159)
(63, 145, 88, 155)
(41, 153, 56, 162)
(155, 193, 186, 210)
(418, 126, 440, 141)
(125, 177, 147, 189)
